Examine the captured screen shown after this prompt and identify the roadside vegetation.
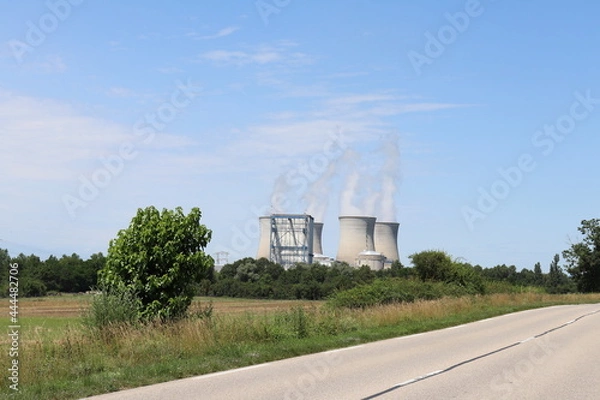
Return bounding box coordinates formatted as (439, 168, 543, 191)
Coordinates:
(3, 292, 600, 399)
(1, 212, 600, 399)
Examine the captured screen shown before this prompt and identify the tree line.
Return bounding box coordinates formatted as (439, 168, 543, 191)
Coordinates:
(0, 249, 104, 297)
(2, 218, 599, 300)
(202, 250, 574, 300)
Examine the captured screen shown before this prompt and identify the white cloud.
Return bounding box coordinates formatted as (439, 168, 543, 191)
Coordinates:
(0, 91, 198, 182)
(0, 92, 129, 181)
(194, 26, 240, 40)
(324, 94, 399, 107)
(108, 40, 128, 52)
(198, 42, 313, 67)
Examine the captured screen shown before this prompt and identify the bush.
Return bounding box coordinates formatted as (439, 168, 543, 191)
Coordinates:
(327, 278, 475, 309)
(21, 278, 48, 297)
(99, 206, 213, 322)
(83, 285, 140, 329)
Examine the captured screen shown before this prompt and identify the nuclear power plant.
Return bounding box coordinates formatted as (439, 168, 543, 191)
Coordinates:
(256, 214, 314, 268)
(257, 214, 399, 270)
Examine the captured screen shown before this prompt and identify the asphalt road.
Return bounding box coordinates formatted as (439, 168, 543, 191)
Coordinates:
(84, 304, 600, 400)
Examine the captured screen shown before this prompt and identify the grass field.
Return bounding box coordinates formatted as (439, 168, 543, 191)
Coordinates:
(2, 293, 600, 399)
(17, 294, 321, 317)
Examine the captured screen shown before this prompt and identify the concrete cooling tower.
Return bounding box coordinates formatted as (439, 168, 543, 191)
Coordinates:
(312, 222, 324, 256)
(336, 216, 376, 265)
(256, 216, 271, 259)
(374, 222, 400, 262)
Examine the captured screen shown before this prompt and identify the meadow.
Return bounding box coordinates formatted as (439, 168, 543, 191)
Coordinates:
(2, 293, 600, 399)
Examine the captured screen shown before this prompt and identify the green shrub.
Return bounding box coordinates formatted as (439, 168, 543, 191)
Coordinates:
(83, 285, 140, 329)
(327, 278, 475, 309)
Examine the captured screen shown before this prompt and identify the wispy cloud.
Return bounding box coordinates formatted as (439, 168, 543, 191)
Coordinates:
(190, 92, 470, 172)
(324, 94, 400, 107)
(0, 91, 197, 182)
(107, 40, 128, 52)
(198, 42, 313, 67)
(190, 26, 240, 40)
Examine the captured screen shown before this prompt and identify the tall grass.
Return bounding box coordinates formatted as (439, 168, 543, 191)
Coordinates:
(82, 286, 140, 328)
(2, 292, 600, 399)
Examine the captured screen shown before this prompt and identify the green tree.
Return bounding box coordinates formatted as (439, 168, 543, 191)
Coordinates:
(533, 262, 544, 286)
(99, 206, 213, 321)
(545, 254, 573, 294)
(563, 219, 600, 292)
(0, 249, 11, 296)
(9, 253, 47, 297)
(409, 250, 453, 282)
(410, 250, 484, 294)
(481, 264, 518, 284)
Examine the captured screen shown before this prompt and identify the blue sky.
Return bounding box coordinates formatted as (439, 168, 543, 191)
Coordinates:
(1, 0, 599, 271)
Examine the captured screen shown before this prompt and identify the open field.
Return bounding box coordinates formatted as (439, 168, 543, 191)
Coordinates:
(2, 293, 600, 399)
(15, 295, 322, 318)
(2, 295, 324, 344)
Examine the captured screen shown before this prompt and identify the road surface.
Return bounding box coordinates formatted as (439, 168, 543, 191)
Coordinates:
(84, 304, 600, 399)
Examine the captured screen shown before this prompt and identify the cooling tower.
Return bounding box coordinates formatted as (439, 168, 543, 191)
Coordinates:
(336, 216, 376, 265)
(313, 222, 324, 255)
(374, 222, 400, 262)
(256, 216, 271, 259)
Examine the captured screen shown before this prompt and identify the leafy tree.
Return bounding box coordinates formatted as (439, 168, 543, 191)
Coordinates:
(409, 250, 484, 294)
(410, 250, 454, 282)
(533, 262, 544, 286)
(235, 261, 261, 282)
(516, 268, 536, 286)
(83, 252, 106, 290)
(99, 206, 213, 321)
(563, 219, 600, 292)
(0, 249, 11, 296)
(545, 254, 573, 294)
(8, 253, 48, 296)
(481, 264, 518, 284)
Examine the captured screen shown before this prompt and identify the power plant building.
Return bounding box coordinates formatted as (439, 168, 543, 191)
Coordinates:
(356, 250, 386, 271)
(257, 213, 399, 270)
(257, 214, 314, 268)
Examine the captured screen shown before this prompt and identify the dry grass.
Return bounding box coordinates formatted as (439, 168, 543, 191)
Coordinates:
(3, 292, 600, 399)
(15, 295, 322, 318)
